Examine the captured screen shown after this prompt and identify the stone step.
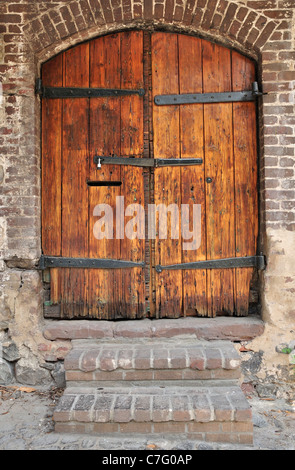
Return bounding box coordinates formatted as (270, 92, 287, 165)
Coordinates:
(54, 385, 253, 445)
(43, 316, 264, 342)
(64, 341, 241, 386)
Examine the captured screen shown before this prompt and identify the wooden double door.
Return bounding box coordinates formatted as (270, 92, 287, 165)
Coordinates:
(41, 31, 259, 320)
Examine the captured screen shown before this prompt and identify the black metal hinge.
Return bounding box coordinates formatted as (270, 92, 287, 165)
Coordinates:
(39, 256, 145, 270)
(35, 78, 145, 99)
(155, 255, 266, 273)
(40, 255, 265, 272)
(154, 82, 264, 106)
(94, 156, 203, 168)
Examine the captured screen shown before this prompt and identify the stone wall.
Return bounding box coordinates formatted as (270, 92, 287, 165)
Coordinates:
(0, 0, 294, 388)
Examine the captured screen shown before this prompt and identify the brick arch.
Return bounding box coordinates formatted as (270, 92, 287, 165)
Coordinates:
(21, 0, 280, 65)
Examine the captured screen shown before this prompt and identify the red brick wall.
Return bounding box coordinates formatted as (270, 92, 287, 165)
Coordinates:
(0, 0, 294, 257)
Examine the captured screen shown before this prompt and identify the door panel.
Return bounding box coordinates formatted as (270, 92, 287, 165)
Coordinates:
(41, 53, 62, 309)
(89, 33, 122, 319)
(152, 33, 182, 318)
(120, 31, 145, 318)
(89, 31, 145, 319)
(203, 42, 235, 316)
(178, 35, 207, 316)
(232, 51, 258, 316)
(61, 42, 89, 318)
(41, 31, 259, 319)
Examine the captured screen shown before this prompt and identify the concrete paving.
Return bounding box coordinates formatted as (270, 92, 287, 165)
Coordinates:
(0, 384, 295, 450)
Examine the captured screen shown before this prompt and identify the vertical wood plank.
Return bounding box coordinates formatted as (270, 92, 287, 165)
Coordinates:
(203, 41, 235, 317)
(89, 34, 121, 319)
(120, 31, 146, 318)
(178, 35, 207, 316)
(232, 51, 258, 315)
(143, 31, 154, 317)
(61, 43, 90, 318)
(152, 32, 182, 318)
(42, 55, 63, 305)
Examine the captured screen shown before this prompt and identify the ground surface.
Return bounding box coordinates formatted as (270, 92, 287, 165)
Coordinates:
(0, 384, 294, 450)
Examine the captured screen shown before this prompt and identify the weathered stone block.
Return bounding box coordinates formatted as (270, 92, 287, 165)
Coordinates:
(15, 360, 51, 386)
(2, 340, 20, 362)
(51, 362, 66, 388)
(0, 357, 14, 384)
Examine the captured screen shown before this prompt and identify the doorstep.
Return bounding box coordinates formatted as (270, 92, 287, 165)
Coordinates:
(43, 316, 264, 343)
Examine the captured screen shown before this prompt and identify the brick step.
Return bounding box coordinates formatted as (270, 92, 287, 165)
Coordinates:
(54, 385, 253, 445)
(64, 341, 241, 385)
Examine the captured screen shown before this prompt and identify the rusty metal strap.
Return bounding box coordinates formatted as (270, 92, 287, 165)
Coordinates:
(155, 255, 266, 273)
(39, 256, 145, 270)
(154, 82, 264, 106)
(35, 79, 145, 99)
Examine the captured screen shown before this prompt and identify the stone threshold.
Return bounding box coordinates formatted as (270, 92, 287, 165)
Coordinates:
(43, 316, 264, 342)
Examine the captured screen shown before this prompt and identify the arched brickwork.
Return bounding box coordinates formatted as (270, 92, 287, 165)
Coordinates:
(20, 0, 280, 64)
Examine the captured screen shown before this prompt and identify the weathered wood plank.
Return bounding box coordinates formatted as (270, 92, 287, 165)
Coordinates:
(152, 32, 182, 318)
(203, 41, 235, 317)
(89, 34, 121, 319)
(120, 31, 146, 318)
(42, 55, 63, 306)
(178, 35, 207, 316)
(61, 42, 90, 318)
(232, 51, 258, 316)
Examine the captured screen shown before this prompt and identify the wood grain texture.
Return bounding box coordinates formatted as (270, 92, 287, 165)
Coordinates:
(41, 54, 63, 304)
(42, 54, 62, 256)
(203, 41, 235, 317)
(152, 32, 182, 318)
(120, 31, 145, 318)
(89, 34, 121, 319)
(178, 35, 207, 316)
(61, 42, 90, 318)
(232, 51, 258, 315)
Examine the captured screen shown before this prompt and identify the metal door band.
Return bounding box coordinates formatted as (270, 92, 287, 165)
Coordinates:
(39, 255, 265, 271)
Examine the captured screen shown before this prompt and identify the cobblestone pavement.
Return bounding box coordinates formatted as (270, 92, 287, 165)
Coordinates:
(0, 385, 294, 451)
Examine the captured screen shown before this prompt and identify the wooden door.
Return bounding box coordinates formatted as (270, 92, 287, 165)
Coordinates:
(41, 32, 259, 319)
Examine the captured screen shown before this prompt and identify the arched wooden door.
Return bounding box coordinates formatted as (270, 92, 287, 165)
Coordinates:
(41, 31, 262, 320)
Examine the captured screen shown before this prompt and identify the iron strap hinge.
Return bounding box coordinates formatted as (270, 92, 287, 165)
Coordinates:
(35, 79, 145, 99)
(39, 256, 145, 270)
(155, 255, 266, 273)
(94, 156, 203, 168)
(155, 82, 264, 106)
(39, 255, 265, 271)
